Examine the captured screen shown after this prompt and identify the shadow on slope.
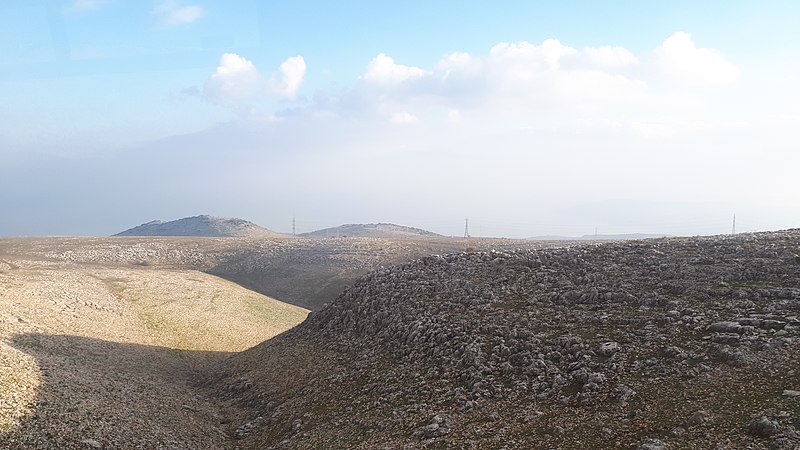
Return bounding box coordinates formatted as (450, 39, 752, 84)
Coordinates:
(205, 237, 542, 311)
(2, 333, 238, 450)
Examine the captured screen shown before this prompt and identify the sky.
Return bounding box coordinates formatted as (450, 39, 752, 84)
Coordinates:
(1, 0, 799, 238)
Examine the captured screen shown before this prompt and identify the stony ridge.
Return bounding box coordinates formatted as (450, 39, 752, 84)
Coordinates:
(210, 230, 800, 449)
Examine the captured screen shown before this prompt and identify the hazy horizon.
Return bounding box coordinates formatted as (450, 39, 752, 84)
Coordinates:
(2, 212, 783, 240)
(2, 1, 798, 238)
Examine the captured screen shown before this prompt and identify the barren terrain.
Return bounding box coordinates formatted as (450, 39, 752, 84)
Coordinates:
(2, 232, 798, 449)
(0, 243, 308, 449)
(209, 231, 800, 449)
(0, 234, 547, 448)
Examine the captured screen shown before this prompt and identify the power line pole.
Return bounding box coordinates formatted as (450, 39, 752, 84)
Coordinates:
(292, 216, 296, 236)
(464, 217, 470, 238)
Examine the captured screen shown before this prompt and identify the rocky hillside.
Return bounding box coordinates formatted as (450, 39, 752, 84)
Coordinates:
(114, 215, 284, 238)
(209, 230, 800, 449)
(301, 223, 441, 238)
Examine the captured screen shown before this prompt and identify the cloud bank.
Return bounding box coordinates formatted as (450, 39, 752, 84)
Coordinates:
(8, 32, 787, 238)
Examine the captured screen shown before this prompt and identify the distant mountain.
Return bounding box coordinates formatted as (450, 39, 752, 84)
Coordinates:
(528, 233, 669, 241)
(114, 215, 285, 238)
(300, 223, 441, 238)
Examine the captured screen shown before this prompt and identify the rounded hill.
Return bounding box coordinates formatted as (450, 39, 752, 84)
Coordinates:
(300, 223, 441, 239)
(114, 215, 285, 238)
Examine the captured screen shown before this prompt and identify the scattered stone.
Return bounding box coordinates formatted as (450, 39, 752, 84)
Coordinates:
(598, 341, 620, 356)
(413, 415, 451, 439)
(235, 416, 265, 438)
(707, 322, 742, 334)
(670, 427, 686, 437)
(637, 438, 668, 450)
(615, 384, 636, 405)
(761, 320, 787, 330)
(711, 333, 741, 345)
(783, 390, 800, 397)
(688, 410, 710, 426)
(746, 416, 780, 438)
(80, 439, 102, 449)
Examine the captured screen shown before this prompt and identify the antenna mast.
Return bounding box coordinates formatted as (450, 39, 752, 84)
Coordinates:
(732, 214, 736, 235)
(292, 216, 296, 236)
(464, 217, 470, 238)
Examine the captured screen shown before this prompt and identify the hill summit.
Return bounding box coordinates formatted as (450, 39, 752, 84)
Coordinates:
(301, 223, 441, 238)
(114, 215, 283, 238)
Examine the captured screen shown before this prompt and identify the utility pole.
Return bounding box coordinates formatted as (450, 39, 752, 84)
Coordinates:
(464, 217, 470, 238)
(595, 227, 598, 240)
(292, 216, 296, 236)
(732, 214, 736, 235)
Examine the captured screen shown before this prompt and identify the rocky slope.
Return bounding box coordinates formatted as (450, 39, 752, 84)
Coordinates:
(301, 223, 441, 239)
(208, 230, 800, 449)
(114, 215, 284, 238)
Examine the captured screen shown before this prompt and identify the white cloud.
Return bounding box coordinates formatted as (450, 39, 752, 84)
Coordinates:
(653, 32, 740, 86)
(390, 112, 418, 124)
(585, 45, 637, 69)
(271, 56, 306, 100)
(153, 0, 204, 27)
(203, 53, 260, 105)
(436, 52, 481, 80)
(489, 39, 578, 72)
(345, 36, 733, 123)
(363, 53, 428, 85)
(202, 53, 306, 109)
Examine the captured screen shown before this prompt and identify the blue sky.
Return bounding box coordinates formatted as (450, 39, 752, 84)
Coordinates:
(1, 1, 799, 236)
